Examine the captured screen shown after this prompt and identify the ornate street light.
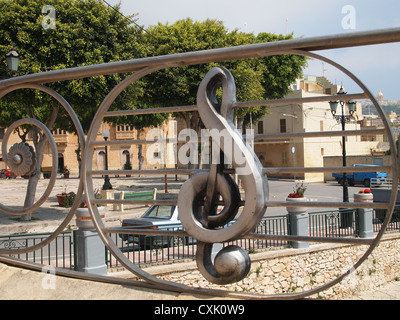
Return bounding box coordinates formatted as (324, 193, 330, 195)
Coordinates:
(102, 129, 112, 190)
(329, 86, 357, 227)
(6, 46, 20, 75)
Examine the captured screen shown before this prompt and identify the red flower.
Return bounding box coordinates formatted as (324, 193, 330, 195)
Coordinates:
(288, 193, 304, 198)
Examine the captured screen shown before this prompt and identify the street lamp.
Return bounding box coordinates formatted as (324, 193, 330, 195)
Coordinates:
(102, 129, 112, 190)
(329, 86, 356, 203)
(5, 46, 20, 75)
(329, 86, 356, 227)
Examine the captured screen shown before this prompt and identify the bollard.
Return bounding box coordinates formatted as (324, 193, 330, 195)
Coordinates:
(286, 198, 309, 249)
(74, 206, 107, 275)
(354, 190, 374, 238)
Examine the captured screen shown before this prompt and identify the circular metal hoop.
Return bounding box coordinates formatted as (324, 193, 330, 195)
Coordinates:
(1, 118, 57, 215)
(82, 50, 398, 299)
(82, 66, 191, 292)
(0, 84, 85, 255)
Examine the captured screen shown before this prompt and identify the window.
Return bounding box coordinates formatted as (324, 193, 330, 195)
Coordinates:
(52, 129, 65, 135)
(257, 121, 264, 134)
(144, 205, 175, 219)
(117, 125, 133, 132)
(282, 151, 288, 165)
(280, 119, 287, 133)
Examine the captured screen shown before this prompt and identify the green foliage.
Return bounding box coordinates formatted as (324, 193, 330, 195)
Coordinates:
(0, 6, 307, 133)
(138, 19, 307, 127)
(0, 0, 146, 133)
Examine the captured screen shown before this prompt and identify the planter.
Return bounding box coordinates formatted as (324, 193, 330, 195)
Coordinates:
(286, 197, 308, 214)
(56, 194, 67, 207)
(63, 173, 70, 179)
(354, 192, 373, 202)
(286, 197, 309, 248)
(75, 206, 106, 229)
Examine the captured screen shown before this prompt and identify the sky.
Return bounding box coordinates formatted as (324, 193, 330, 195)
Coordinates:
(105, 0, 400, 102)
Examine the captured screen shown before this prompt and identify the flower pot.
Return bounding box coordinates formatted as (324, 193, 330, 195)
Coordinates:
(63, 173, 70, 179)
(56, 194, 67, 207)
(286, 196, 308, 214)
(354, 192, 373, 202)
(75, 206, 106, 229)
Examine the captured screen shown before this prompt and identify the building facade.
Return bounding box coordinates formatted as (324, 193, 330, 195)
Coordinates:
(254, 76, 389, 182)
(0, 118, 177, 176)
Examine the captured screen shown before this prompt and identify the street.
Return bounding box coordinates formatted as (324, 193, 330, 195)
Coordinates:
(0, 175, 366, 232)
(264, 178, 362, 216)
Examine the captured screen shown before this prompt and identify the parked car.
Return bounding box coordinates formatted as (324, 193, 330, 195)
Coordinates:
(332, 164, 387, 187)
(120, 205, 196, 248)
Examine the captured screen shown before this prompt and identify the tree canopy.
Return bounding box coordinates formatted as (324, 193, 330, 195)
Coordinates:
(0, 0, 146, 134)
(138, 18, 307, 129)
(0, 0, 149, 220)
(0, 1, 308, 219)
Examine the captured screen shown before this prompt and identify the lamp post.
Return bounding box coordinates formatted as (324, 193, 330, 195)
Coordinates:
(2, 46, 20, 79)
(102, 129, 112, 190)
(6, 46, 20, 75)
(329, 87, 356, 227)
(329, 87, 356, 202)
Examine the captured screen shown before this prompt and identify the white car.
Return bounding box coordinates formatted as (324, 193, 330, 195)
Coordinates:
(120, 205, 196, 248)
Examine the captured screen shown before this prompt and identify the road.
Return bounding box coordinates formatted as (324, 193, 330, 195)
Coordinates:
(265, 178, 363, 216)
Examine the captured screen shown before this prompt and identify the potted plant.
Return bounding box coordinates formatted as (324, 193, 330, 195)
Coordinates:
(354, 188, 373, 201)
(286, 181, 308, 213)
(56, 190, 74, 207)
(61, 191, 76, 208)
(63, 166, 70, 178)
(75, 189, 105, 229)
(123, 157, 132, 177)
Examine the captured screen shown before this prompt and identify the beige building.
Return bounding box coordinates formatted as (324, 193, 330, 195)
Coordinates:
(0, 77, 391, 181)
(0, 118, 177, 176)
(254, 76, 389, 182)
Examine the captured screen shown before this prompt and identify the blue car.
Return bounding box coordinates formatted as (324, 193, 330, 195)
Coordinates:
(332, 164, 387, 187)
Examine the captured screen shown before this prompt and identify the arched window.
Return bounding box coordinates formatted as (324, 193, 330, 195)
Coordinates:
(121, 149, 130, 168)
(97, 150, 106, 170)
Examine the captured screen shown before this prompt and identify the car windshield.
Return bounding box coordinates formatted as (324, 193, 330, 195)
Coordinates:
(143, 205, 175, 219)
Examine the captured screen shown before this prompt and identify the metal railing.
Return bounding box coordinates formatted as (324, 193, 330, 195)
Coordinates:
(370, 178, 396, 189)
(106, 215, 290, 269)
(0, 231, 73, 269)
(1, 208, 399, 270)
(308, 209, 358, 238)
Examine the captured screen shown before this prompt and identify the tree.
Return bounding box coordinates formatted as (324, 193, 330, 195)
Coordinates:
(138, 19, 307, 131)
(0, 0, 145, 219)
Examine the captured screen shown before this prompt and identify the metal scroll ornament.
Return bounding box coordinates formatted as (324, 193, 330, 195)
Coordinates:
(178, 67, 268, 284)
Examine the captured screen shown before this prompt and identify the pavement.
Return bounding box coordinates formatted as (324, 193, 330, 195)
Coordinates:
(345, 280, 400, 300)
(0, 257, 399, 300)
(0, 175, 399, 300)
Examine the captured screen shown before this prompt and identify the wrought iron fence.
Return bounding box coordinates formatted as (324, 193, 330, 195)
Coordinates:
(308, 209, 358, 238)
(373, 207, 400, 232)
(0, 231, 73, 269)
(1, 208, 399, 270)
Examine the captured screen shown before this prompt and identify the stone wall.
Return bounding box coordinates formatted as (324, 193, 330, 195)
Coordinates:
(143, 233, 400, 299)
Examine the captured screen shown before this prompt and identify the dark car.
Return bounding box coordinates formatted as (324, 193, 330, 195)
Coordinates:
(120, 205, 196, 248)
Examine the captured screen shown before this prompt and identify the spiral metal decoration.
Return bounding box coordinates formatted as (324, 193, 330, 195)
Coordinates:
(0, 84, 85, 254)
(0, 27, 399, 299)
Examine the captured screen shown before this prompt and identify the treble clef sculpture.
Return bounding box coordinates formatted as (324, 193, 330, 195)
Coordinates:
(178, 67, 269, 284)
